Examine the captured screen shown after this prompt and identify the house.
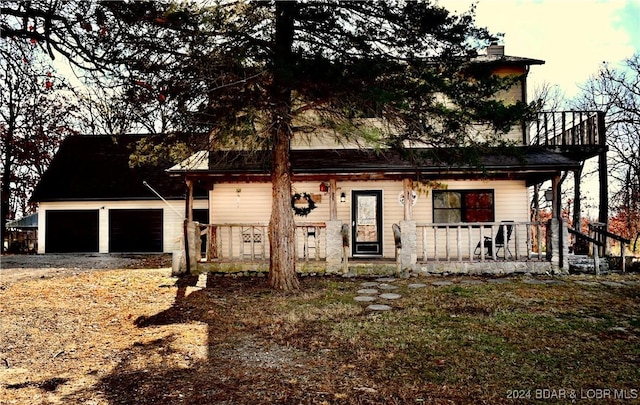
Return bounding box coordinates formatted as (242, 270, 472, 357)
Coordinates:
(167, 45, 607, 276)
(29, 45, 607, 275)
(30, 135, 208, 254)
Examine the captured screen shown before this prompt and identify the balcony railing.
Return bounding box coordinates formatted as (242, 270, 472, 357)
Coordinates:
(529, 111, 605, 149)
(199, 222, 326, 261)
(416, 221, 548, 262)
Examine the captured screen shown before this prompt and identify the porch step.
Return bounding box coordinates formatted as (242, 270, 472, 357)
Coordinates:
(568, 255, 609, 274)
(345, 261, 399, 277)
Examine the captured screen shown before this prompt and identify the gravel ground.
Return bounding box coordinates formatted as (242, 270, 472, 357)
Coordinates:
(0, 253, 172, 285)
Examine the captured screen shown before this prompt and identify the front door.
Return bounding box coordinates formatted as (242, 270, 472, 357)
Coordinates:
(352, 190, 383, 256)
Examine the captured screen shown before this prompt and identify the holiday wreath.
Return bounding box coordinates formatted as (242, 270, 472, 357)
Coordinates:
(291, 192, 316, 216)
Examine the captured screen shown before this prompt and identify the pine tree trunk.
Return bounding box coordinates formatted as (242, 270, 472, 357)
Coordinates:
(268, 125, 300, 291)
(267, 1, 300, 291)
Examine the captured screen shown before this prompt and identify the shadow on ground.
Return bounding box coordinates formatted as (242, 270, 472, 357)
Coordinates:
(62, 274, 387, 405)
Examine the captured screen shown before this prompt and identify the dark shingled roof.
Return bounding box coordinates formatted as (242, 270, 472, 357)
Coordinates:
(169, 146, 580, 186)
(31, 135, 198, 202)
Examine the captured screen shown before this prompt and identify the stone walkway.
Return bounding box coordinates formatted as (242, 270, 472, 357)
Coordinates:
(354, 276, 640, 311)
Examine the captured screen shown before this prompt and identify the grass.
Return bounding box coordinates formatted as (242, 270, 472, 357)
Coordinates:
(1, 270, 639, 404)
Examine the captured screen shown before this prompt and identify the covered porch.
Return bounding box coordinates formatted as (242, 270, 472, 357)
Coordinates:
(173, 110, 607, 277)
(183, 218, 567, 276)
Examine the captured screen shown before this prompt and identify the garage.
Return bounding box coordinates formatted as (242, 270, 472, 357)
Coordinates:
(45, 210, 99, 253)
(109, 209, 163, 253)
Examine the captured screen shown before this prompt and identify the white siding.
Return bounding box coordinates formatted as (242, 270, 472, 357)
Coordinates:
(37, 199, 207, 254)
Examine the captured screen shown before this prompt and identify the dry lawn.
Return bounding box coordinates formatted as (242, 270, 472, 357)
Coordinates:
(1, 267, 639, 404)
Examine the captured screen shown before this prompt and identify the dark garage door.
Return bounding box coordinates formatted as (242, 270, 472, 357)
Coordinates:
(46, 210, 99, 253)
(109, 209, 163, 253)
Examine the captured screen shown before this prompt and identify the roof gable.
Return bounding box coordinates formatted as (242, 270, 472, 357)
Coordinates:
(31, 135, 196, 202)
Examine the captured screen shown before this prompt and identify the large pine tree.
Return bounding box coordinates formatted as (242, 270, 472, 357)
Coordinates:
(2, 1, 534, 289)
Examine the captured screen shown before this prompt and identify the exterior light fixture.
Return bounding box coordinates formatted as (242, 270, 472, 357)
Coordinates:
(544, 188, 553, 202)
(319, 182, 329, 193)
(340, 192, 346, 203)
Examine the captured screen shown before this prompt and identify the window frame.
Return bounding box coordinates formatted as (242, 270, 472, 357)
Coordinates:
(432, 189, 495, 223)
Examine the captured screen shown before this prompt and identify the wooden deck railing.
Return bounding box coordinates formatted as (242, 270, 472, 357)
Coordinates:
(529, 111, 605, 148)
(416, 221, 548, 262)
(199, 222, 326, 261)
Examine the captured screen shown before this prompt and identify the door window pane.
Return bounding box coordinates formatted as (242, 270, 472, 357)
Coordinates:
(356, 195, 377, 242)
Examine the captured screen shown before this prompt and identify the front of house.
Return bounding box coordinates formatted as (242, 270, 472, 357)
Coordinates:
(168, 46, 606, 276)
(31, 45, 606, 276)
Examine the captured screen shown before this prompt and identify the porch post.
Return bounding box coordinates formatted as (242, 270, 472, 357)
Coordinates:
(325, 220, 344, 273)
(551, 175, 561, 220)
(546, 217, 568, 274)
(399, 220, 416, 275)
(185, 179, 194, 222)
(598, 111, 608, 256)
(561, 218, 569, 270)
(400, 178, 416, 274)
(329, 179, 337, 220)
(403, 178, 413, 220)
(547, 218, 559, 270)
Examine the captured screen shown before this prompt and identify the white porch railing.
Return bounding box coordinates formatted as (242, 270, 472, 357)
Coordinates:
(197, 221, 548, 263)
(199, 222, 326, 261)
(416, 221, 548, 262)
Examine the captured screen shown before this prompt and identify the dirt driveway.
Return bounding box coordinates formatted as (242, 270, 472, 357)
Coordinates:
(0, 253, 172, 286)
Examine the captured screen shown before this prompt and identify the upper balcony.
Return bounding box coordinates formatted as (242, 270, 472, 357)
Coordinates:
(528, 110, 606, 160)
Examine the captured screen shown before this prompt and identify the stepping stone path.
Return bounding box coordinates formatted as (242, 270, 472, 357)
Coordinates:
(361, 282, 379, 288)
(523, 279, 547, 285)
(354, 296, 376, 302)
(356, 279, 403, 310)
(354, 275, 638, 310)
(600, 281, 625, 288)
(574, 280, 600, 286)
(367, 304, 392, 311)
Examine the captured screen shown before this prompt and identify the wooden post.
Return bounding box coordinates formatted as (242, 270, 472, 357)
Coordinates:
(598, 111, 608, 256)
(403, 178, 413, 220)
(329, 179, 337, 221)
(551, 175, 561, 221)
(341, 223, 349, 274)
(552, 175, 565, 269)
(185, 179, 194, 222)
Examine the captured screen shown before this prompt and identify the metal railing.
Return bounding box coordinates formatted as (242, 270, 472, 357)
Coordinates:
(415, 221, 549, 262)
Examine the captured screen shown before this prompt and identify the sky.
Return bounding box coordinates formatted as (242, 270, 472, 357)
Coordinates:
(442, 0, 639, 214)
(444, 0, 640, 100)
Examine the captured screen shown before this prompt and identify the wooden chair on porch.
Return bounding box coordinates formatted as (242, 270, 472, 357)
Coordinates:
(474, 221, 514, 259)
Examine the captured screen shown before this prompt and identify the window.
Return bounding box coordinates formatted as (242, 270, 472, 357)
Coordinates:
(433, 190, 494, 223)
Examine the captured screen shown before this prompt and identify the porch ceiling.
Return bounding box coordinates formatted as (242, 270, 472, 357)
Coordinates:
(171, 147, 580, 185)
